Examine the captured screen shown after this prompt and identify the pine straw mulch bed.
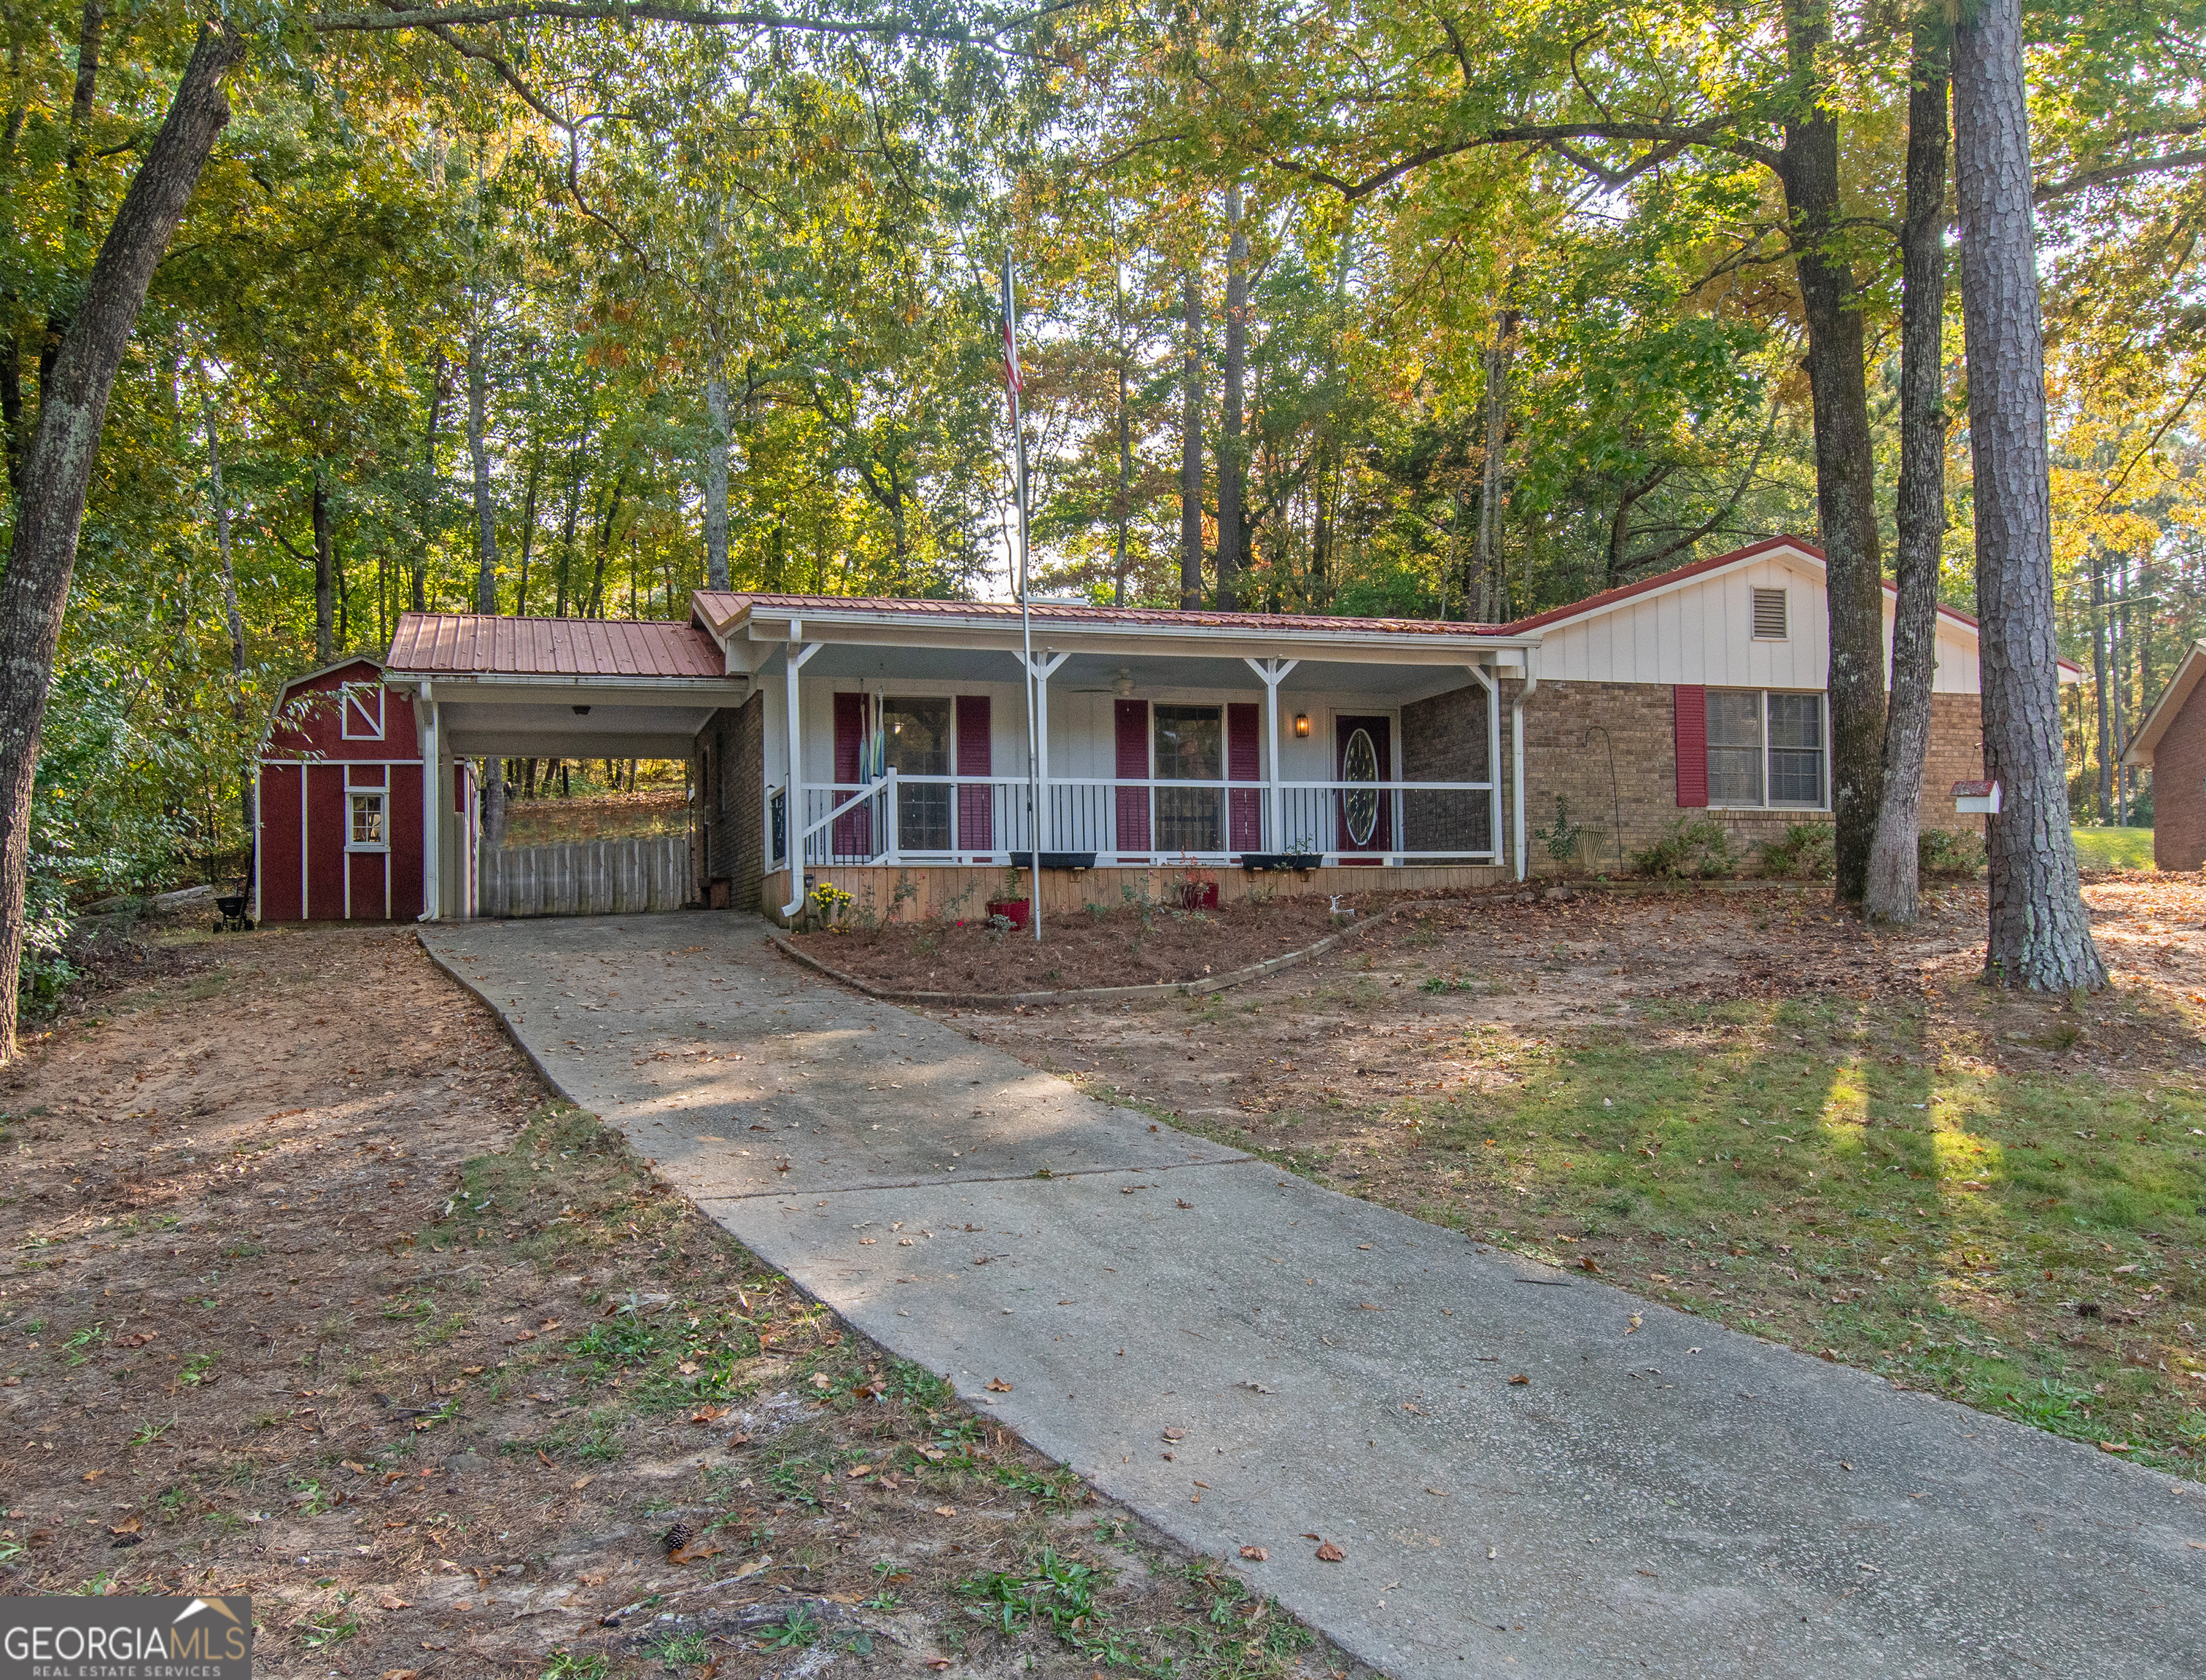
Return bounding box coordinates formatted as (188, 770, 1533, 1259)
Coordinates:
(781, 891, 1421, 996)
(0, 925, 1357, 1680)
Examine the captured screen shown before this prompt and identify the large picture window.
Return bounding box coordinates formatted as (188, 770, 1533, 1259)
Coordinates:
(1707, 691, 1825, 809)
(1153, 704, 1222, 852)
(883, 696, 952, 851)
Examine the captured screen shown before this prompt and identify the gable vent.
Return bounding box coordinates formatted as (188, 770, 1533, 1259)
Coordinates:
(1752, 587, 1789, 640)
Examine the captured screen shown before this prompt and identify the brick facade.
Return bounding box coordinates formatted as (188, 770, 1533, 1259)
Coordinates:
(1495, 680, 1984, 876)
(694, 692, 766, 910)
(2151, 680, 2206, 871)
(1399, 685, 1495, 855)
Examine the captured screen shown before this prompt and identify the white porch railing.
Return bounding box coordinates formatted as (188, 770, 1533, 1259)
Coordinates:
(772, 769, 1498, 871)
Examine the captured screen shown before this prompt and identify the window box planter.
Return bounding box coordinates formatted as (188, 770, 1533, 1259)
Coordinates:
(1240, 852, 1322, 874)
(986, 898, 1031, 930)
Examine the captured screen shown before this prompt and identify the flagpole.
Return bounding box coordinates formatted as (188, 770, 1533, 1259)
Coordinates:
(1004, 257, 1042, 943)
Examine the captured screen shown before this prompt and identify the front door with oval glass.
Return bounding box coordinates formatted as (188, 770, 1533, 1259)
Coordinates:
(1334, 715, 1392, 860)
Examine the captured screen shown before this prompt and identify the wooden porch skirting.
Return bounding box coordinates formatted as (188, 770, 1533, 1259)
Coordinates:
(763, 861, 1509, 926)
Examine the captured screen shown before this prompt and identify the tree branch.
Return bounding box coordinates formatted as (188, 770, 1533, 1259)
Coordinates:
(311, 1, 1003, 44)
(2035, 146, 2206, 205)
(1270, 120, 1786, 203)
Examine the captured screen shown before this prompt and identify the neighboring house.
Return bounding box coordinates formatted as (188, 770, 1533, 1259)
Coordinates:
(255, 657, 435, 923)
(305, 534, 2062, 924)
(2121, 639, 2206, 870)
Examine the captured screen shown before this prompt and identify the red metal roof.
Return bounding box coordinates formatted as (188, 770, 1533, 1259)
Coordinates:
(387, 614, 724, 679)
(692, 591, 1512, 638)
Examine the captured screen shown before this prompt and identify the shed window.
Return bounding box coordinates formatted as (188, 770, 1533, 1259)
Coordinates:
(1706, 691, 1825, 809)
(349, 792, 387, 849)
(1752, 588, 1788, 640)
(341, 682, 384, 739)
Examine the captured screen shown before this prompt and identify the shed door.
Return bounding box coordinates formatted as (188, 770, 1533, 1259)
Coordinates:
(1335, 716, 1391, 859)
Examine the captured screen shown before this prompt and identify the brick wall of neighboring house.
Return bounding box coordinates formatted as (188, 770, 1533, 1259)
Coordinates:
(1492, 680, 1987, 876)
(1399, 684, 1495, 856)
(2151, 682, 2206, 870)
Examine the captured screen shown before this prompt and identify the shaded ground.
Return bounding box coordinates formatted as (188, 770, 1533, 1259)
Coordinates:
(949, 874, 2206, 1471)
(786, 892, 1386, 993)
(0, 927, 1348, 1680)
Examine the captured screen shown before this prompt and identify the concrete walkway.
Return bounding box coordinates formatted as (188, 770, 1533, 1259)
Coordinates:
(423, 913, 2206, 1680)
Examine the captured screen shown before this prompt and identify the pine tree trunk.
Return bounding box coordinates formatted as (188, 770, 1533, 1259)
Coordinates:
(1216, 185, 1247, 611)
(313, 467, 333, 661)
(1472, 307, 1518, 623)
(1779, 0, 1887, 905)
(1863, 22, 1950, 925)
(205, 396, 253, 852)
(1114, 265, 1130, 609)
(704, 341, 730, 591)
(1179, 272, 1203, 608)
(2089, 554, 2111, 822)
(0, 22, 245, 1063)
(467, 324, 497, 613)
(1953, 0, 2105, 989)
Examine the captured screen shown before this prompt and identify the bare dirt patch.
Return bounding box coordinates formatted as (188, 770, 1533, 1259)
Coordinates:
(0, 927, 1351, 1679)
(784, 892, 1400, 995)
(943, 877, 2206, 1470)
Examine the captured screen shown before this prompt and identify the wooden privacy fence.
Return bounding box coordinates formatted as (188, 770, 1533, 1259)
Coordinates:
(478, 835, 692, 918)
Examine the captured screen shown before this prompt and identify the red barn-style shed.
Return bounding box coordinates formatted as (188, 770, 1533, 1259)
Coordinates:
(256, 657, 429, 922)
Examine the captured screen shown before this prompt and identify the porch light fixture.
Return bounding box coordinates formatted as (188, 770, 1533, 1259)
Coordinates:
(1113, 668, 1136, 697)
(1293, 712, 1310, 737)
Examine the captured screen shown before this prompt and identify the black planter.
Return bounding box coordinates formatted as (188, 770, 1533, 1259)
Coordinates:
(1008, 851, 1097, 872)
(1240, 852, 1322, 874)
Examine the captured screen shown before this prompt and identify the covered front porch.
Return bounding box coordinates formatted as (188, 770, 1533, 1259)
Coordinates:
(691, 591, 1538, 920)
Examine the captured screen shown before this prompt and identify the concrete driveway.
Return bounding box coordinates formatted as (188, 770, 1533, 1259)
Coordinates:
(423, 912, 2206, 1680)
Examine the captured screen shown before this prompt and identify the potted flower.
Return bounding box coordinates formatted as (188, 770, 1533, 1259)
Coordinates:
(1173, 856, 1219, 911)
(987, 867, 1030, 930)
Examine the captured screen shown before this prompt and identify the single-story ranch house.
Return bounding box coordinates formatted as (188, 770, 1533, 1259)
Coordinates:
(256, 537, 2071, 923)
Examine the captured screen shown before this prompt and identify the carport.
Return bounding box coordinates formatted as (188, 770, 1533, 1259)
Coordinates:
(381, 614, 751, 917)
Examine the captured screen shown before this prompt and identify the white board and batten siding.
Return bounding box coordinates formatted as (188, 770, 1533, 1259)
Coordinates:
(1528, 544, 1985, 694)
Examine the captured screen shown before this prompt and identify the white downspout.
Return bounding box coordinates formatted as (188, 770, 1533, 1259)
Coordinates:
(1511, 650, 1537, 882)
(780, 631, 820, 920)
(417, 683, 440, 921)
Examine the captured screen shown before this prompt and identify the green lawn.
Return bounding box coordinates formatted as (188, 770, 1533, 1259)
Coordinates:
(2073, 826, 2155, 871)
(1409, 995, 2206, 1475)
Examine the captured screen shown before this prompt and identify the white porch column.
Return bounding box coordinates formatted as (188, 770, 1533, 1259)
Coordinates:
(1021, 651, 1069, 856)
(419, 684, 440, 921)
(780, 632, 821, 918)
(1242, 657, 1299, 852)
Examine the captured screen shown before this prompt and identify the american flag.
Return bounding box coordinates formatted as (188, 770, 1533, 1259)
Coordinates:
(998, 260, 1023, 399)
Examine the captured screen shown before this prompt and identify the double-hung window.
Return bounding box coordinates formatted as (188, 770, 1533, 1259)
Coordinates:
(349, 791, 388, 850)
(1706, 691, 1825, 809)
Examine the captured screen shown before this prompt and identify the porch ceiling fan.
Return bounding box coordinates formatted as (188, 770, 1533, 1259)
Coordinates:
(1068, 667, 1138, 697)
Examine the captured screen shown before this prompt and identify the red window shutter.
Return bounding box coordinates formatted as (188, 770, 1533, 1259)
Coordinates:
(831, 692, 871, 857)
(1674, 685, 1709, 808)
(1114, 699, 1151, 854)
(1227, 701, 1262, 852)
(956, 695, 993, 851)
